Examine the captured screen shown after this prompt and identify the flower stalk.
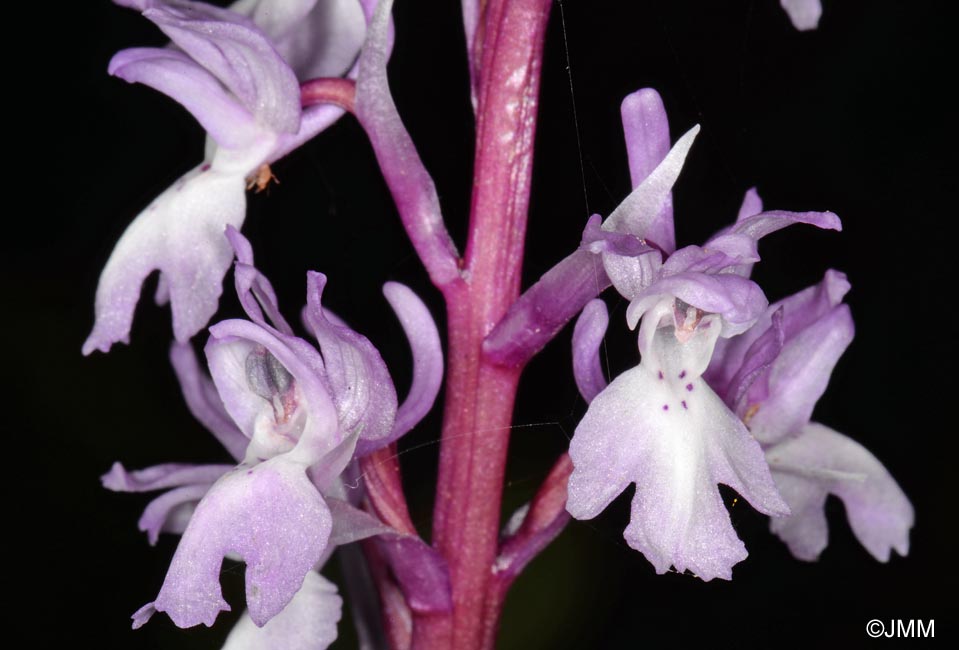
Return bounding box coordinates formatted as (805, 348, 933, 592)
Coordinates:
(427, 0, 552, 647)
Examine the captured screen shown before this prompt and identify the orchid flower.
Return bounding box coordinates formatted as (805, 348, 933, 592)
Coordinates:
(561, 87, 847, 580)
(485, 88, 839, 366)
(707, 270, 914, 562)
(84, 0, 374, 355)
(103, 228, 444, 636)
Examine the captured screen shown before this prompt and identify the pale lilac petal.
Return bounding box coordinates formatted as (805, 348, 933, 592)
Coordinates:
(170, 342, 250, 461)
(139, 484, 210, 545)
(144, 5, 302, 133)
(781, 0, 822, 31)
(767, 423, 913, 561)
(270, 103, 347, 162)
(354, 0, 461, 287)
(206, 319, 342, 466)
(225, 226, 294, 335)
(367, 282, 443, 449)
(101, 461, 231, 492)
(736, 187, 763, 222)
(568, 345, 786, 580)
(705, 270, 850, 395)
(222, 571, 341, 650)
(147, 456, 332, 628)
(747, 304, 854, 445)
(483, 248, 611, 367)
(114, 0, 149, 9)
(572, 299, 609, 403)
(722, 209, 841, 244)
(108, 47, 258, 149)
(83, 162, 249, 354)
(304, 272, 398, 446)
(724, 308, 785, 413)
(626, 273, 768, 336)
(620, 88, 674, 252)
(255, 0, 366, 80)
(660, 237, 759, 276)
(602, 125, 700, 299)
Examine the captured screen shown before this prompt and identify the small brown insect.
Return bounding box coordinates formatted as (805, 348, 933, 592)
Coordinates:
(246, 164, 279, 193)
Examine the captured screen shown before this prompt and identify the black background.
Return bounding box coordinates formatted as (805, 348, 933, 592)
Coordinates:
(10, 0, 951, 647)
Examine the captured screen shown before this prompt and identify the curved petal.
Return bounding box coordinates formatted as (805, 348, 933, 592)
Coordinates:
(101, 461, 232, 492)
(108, 47, 259, 149)
(572, 299, 609, 403)
(226, 226, 294, 335)
(139, 484, 210, 545)
(222, 571, 341, 650)
(780, 0, 822, 31)
(581, 213, 659, 258)
(206, 319, 342, 466)
(357, 282, 443, 452)
(736, 187, 763, 222)
(767, 423, 913, 561)
(660, 237, 759, 276)
(705, 269, 850, 395)
(140, 456, 333, 628)
(626, 272, 768, 336)
(269, 102, 347, 162)
(620, 88, 674, 252)
(724, 307, 785, 413)
(721, 209, 841, 245)
(601, 124, 699, 300)
(170, 342, 250, 461)
(83, 163, 248, 353)
(747, 304, 854, 444)
(305, 272, 398, 445)
(143, 4, 302, 133)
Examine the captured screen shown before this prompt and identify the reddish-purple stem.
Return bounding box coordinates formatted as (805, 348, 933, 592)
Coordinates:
(428, 1, 553, 648)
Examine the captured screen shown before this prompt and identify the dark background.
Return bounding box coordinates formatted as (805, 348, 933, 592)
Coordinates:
(10, 0, 951, 647)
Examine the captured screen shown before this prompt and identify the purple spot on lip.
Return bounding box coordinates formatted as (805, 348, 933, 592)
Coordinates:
(662, 404, 669, 411)
(679, 370, 687, 379)
(686, 383, 693, 391)
(658, 370, 664, 380)
(681, 400, 688, 410)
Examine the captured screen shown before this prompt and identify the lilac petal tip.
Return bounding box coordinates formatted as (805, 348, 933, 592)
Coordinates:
(781, 0, 822, 31)
(357, 282, 443, 453)
(620, 88, 675, 252)
(572, 299, 610, 403)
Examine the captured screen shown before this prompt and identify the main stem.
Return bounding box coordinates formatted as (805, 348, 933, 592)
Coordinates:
(427, 1, 552, 648)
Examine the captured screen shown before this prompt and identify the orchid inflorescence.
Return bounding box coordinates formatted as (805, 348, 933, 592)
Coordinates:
(87, 0, 912, 648)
